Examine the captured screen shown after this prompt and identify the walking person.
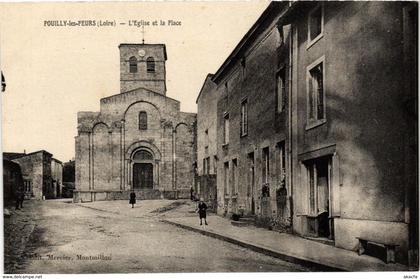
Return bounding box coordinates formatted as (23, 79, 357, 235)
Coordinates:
(15, 187, 24, 210)
(19, 190, 24, 209)
(129, 191, 136, 208)
(197, 198, 208, 226)
(190, 187, 195, 201)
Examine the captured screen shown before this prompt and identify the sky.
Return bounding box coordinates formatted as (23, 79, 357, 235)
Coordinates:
(0, 2, 269, 162)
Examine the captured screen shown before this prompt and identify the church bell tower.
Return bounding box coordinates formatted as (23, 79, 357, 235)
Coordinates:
(119, 44, 167, 95)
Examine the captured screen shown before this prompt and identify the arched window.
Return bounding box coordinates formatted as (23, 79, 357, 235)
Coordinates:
(139, 111, 147, 130)
(129, 56, 138, 73)
(146, 57, 155, 73)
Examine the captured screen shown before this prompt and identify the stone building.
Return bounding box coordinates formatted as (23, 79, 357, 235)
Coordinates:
(211, 2, 292, 223)
(195, 74, 218, 206)
(62, 160, 75, 198)
(3, 159, 23, 205)
(283, 1, 417, 266)
(51, 158, 63, 198)
(4, 150, 62, 200)
(63, 160, 75, 183)
(74, 43, 196, 202)
(197, 2, 417, 265)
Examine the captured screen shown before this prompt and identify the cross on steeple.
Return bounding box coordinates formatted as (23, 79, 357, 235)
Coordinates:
(141, 25, 145, 44)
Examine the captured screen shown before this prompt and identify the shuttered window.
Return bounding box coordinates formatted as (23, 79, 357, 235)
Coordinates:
(307, 57, 326, 125)
(223, 114, 229, 144)
(277, 69, 286, 113)
(129, 56, 138, 73)
(147, 57, 155, 72)
(240, 99, 248, 136)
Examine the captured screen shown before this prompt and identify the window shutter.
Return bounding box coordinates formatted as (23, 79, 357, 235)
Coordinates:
(147, 57, 155, 72)
(299, 163, 309, 215)
(331, 153, 341, 217)
(129, 57, 138, 73)
(308, 75, 314, 119)
(226, 118, 229, 143)
(244, 102, 248, 134)
(282, 80, 286, 111)
(316, 66, 324, 119)
(240, 105, 243, 136)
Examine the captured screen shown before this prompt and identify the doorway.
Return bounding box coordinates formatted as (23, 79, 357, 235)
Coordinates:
(248, 152, 255, 215)
(306, 156, 333, 239)
(133, 163, 153, 189)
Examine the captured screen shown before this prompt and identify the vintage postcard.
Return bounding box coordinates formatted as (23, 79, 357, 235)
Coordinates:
(0, 1, 418, 276)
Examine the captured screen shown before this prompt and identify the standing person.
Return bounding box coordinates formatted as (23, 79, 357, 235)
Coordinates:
(190, 187, 194, 201)
(129, 191, 136, 208)
(19, 190, 24, 209)
(15, 187, 24, 210)
(197, 198, 208, 226)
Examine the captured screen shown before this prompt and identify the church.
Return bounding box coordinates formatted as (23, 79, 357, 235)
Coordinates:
(74, 43, 196, 202)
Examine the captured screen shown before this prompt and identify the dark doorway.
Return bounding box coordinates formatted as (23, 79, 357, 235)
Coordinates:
(316, 158, 330, 238)
(133, 163, 153, 189)
(248, 152, 255, 215)
(306, 156, 333, 240)
(56, 183, 60, 198)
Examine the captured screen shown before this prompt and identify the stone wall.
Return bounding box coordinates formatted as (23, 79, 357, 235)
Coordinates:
(215, 8, 291, 220)
(51, 159, 63, 198)
(196, 75, 218, 177)
(73, 189, 184, 203)
(175, 112, 196, 192)
(287, 1, 415, 264)
(3, 160, 23, 204)
(92, 123, 114, 190)
(119, 44, 166, 94)
(12, 151, 53, 200)
(42, 153, 53, 199)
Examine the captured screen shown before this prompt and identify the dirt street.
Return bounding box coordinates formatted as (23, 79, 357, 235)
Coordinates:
(5, 199, 310, 273)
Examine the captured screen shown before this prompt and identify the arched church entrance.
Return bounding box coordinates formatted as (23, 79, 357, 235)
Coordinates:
(132, 149, 154, 189)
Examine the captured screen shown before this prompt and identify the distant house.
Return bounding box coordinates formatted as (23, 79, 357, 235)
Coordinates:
(3, 159, 23, 204)
(51, 158, 63, 198)
(62, 160, 75, 198)
(196, 74, 218, 207)
(4, 151, 63, 200)
(63, 160, 75, 183)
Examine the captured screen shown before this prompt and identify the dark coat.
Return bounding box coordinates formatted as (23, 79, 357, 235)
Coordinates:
(198, 202, 207, 219)
(129, 192, 136, 204)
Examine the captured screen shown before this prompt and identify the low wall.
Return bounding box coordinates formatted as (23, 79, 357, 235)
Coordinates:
(176, 188, 191, 199)
(73, 189, 183, 203)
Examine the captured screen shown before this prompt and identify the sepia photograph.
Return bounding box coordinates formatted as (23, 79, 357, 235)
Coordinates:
(0, 1, 418, 275)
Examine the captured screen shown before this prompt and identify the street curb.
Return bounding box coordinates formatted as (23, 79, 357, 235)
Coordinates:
(161, 219, 345, 272)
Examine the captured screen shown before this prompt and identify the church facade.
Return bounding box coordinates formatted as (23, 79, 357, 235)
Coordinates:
(74, 44, 196, 202)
